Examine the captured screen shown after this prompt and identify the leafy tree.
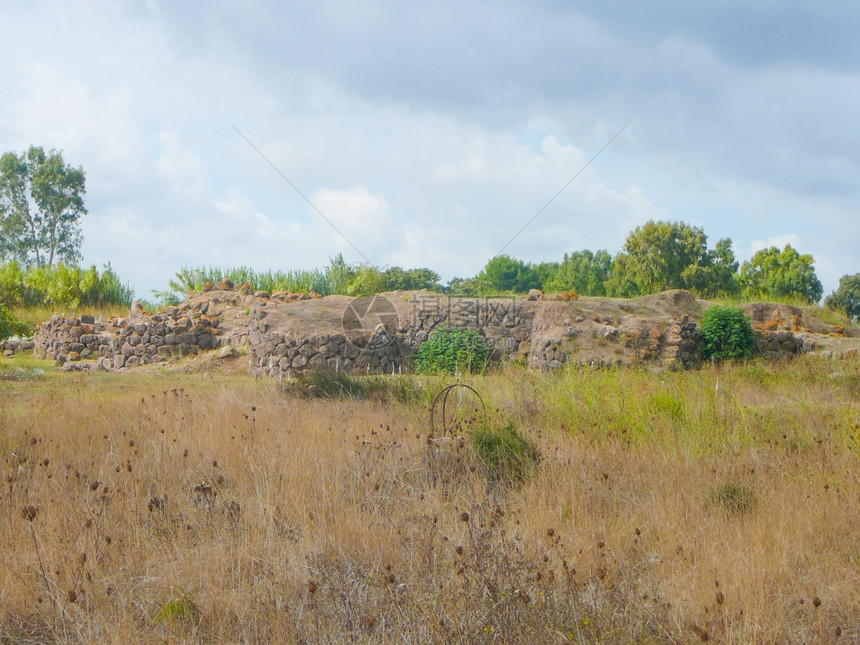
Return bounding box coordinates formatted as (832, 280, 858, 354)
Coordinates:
(477, 255, 541, 293)
(700, 305, 757, 361)
(739, 244, 823, 304)
(531, 261, 559, 291)
(0, 146, 87, 267)
(605, 220, 740, 298)
(545, 249, 612, 295)
(609, 220, 708, 295)
(445, 276, 484, 296)
(825, 273, 859, 321)
(708, 238, 741, 296)
(382, 266, 442, 291)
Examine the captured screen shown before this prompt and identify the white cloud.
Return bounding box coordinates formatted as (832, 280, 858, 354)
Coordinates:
(0, 0, 857, 301)
(748, 234, 802, 259)
(156, 129, 211, 201)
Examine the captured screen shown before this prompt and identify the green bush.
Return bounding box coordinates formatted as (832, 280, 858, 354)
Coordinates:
(413, 328, 490, 375)
(0, 303, 31, 342)
(471, 420, 540, 484)
(700, 305, 757, 361)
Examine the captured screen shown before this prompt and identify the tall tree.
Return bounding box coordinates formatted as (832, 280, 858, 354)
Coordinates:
(824, 273, 859, 320)
(606, 220, 740, 298)
(0, 146, 86, 267)
(477, 254, 541, 293)
(545, 249, 612, 295)
(739, 244, 823, 304)
(383, 266, 442, 291)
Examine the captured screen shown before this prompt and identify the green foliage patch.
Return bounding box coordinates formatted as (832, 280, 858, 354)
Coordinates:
(700, 305, 757, 362)
(0, 260, 132, 309)
(413, 329, 490, 375)
(710, 483, 756, 515)
(825, 273, 859, 321)
(740, 244, 823, 304)
(0, 302, 31, 343)
(0, 146, 86, 268)
(471, 420, 541, 484)
(155, 587, 199, 626)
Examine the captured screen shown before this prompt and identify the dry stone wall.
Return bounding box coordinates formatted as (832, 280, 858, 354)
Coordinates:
(26, 289, 850, 374)
(245, 295, 534, 377)
(32, 299, 224, 370)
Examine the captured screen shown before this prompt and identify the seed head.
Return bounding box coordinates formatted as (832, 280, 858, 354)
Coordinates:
(459, 512, 469, 523)
(21, 505, 39, 522)
(307, 580, 317, 595)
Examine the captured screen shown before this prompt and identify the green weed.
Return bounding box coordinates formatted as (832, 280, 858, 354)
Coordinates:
(710, 483, 756, 515)
(471, 419, 540, 484)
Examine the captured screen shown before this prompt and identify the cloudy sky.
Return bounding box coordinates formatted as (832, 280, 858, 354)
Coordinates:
(1, 0, 857, 299)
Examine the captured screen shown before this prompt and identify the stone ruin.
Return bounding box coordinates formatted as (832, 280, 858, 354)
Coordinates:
(12, 287, 856, 374)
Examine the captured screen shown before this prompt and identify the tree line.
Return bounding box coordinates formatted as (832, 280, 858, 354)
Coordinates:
(1, 146, 857, 326)
(461, 220, 825, 304)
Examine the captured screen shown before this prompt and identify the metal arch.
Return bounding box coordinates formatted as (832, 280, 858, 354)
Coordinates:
(429, 383, 486, 437)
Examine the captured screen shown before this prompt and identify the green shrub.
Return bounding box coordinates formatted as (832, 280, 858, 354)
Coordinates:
(0, 303, 31, 342)
(471, 420, 540, 484)
(700, 305, 757, 361)
(710, 483, 755, 515)
(414, 329, 490, 375)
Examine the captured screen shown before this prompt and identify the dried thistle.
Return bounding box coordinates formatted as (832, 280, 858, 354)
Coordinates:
(691, 624, 709, 641)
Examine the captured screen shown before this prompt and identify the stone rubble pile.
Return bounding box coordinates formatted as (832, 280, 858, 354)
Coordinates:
(32, 300, 223, 370)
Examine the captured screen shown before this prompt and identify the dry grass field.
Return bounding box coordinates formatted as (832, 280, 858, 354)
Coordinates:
(1, 356, 858, 643)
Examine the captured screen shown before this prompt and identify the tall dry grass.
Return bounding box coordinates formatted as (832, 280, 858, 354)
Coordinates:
(0, 357, 858, 643)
